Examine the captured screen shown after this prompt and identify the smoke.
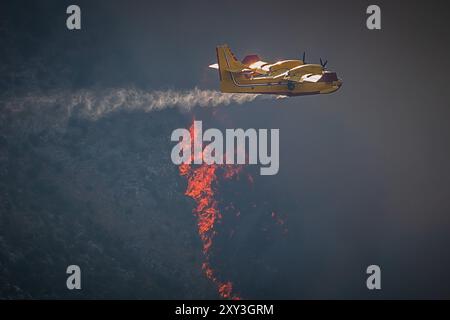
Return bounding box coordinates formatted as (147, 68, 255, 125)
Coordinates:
(2, 87, 266, 118)
(0, 87, 270, 133)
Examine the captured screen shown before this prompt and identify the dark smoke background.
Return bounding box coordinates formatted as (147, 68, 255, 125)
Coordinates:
(1, 0, 450, 299)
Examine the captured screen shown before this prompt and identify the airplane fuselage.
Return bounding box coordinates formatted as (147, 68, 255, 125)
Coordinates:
(221, 71, 342, 96)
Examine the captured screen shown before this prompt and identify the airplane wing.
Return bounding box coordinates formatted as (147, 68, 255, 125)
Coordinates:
(302, 74, 322, 82)
(283, 73, 322, 83)
(272, 71, 289, 79)
(269, 68, 290, 78)
(284, 74, 303, 82)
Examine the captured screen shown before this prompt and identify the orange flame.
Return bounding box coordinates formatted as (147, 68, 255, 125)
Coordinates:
(177, 120, 285, 299)
(178, 120, 242, 299)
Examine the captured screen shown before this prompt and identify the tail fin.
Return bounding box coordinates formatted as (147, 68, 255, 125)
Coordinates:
(216, 45, 244, 93)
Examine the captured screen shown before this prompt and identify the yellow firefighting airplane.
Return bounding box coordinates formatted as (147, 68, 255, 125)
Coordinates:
(209, 45, 342, 97)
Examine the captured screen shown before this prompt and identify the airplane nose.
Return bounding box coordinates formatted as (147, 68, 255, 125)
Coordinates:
(319, 72, 338, 83)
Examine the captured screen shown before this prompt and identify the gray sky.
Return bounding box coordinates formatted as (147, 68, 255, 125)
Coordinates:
(1, 0, 450, 298)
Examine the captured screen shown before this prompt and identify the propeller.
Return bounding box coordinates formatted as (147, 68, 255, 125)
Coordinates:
(302, 51, 306, 63)
(319, 58, 328, 68)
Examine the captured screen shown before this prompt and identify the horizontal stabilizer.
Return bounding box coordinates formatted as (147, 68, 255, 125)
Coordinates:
(225, 67, 251, 73)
